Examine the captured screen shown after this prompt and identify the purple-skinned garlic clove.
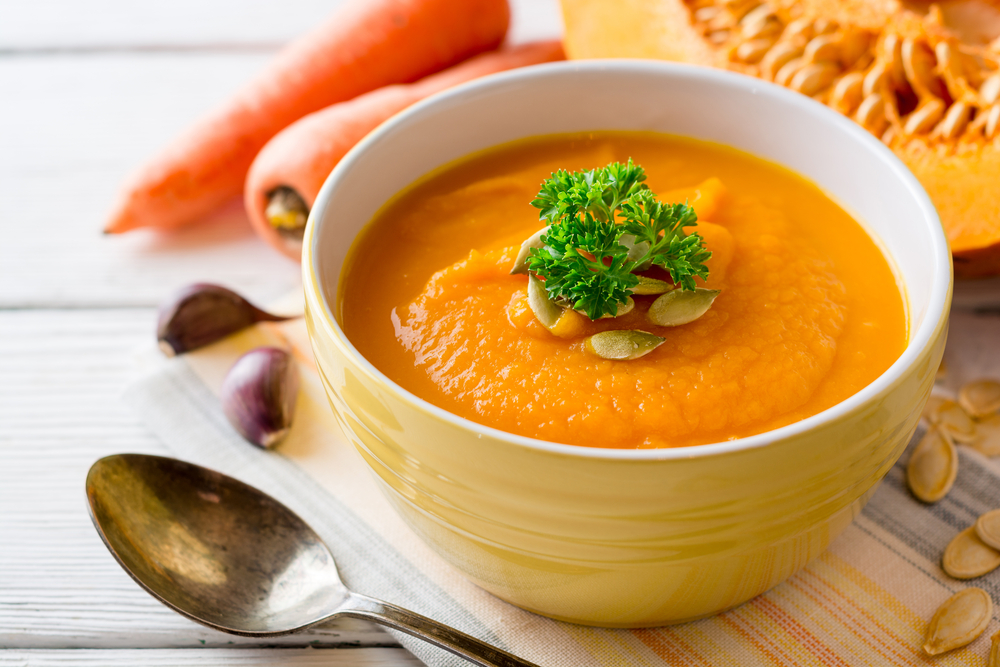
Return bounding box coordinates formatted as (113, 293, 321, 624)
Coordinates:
(156, 283, 294, 356)
(221, 347, 300, 448)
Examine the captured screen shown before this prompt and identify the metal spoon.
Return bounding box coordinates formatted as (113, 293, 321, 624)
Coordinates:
(86, 453, 541, 667)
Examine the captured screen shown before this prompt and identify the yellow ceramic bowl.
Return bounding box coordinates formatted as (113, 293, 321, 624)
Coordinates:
(302, 61, 952, 627)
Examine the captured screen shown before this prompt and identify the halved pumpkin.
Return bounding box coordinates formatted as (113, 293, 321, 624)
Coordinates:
(562, 0, 1000, 277)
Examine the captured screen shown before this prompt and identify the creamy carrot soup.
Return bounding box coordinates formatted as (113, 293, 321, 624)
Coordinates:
(338, 132, 907, 449)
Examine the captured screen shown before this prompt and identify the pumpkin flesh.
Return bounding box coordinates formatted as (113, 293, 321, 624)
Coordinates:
(561, 0, 1000, 277)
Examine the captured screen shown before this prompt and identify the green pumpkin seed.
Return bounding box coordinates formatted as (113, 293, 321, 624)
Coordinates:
(509, 226, 549, 275)
(527, 273, 563, 330)
(631, 276, 673, 295)
(647, 288, 720, 326)
(579, 297, 635, 320)
(585, 329, 665, 360)
(620, 234, 652, 271)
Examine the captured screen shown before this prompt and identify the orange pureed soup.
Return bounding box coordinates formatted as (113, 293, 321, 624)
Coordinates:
(339, 132, 907, 449)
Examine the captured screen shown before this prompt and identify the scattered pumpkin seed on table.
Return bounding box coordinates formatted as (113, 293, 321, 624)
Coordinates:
(977, 509, 1000, 552)
(972, 414, 1000, 457)
(960, 379, 1000, 419)
(907, 428, 958, 503)
(923, 588, 993, 656)
(935, 399, 979, 444)
(920, 380, 1000, 460)
(921, 395, 949, 424)
(942, 527, 1000, 580)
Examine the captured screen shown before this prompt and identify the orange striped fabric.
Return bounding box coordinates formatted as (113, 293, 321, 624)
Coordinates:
(129, 311, 1000, 667)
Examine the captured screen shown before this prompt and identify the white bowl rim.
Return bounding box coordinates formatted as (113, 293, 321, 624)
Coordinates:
(305, 59, 952, 462)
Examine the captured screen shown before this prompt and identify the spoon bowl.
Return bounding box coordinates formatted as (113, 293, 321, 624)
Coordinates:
(86, 453, 538, 666)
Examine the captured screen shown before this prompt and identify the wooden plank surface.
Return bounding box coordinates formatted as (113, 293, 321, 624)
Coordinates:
(0, 648, 423, 665)
(0, 0, 336, 51)
(0, 0, 562, 50)
(0, 310, 396, 650)
(0, 0, 995, 662)
(0, 0, 562, 309)
(0, 53, 302, 308)
(0, 1, 564, 661)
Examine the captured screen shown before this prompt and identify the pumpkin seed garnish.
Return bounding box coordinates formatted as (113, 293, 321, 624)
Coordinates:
(526, 273, 563, 330)
(525, 161, 711, 319)
(923, 588, 993, 655)
(959, 379, 1000, 419)
(943, 527, 1000, 579)
(585, 329, 665, 360)
(907, 428, 958, 503)
(581, 297, 635, 320)
(647, 288, 720, 326)
(631, 276, 673, 295)
(976, 509, 1000, 551)
(510, 227, 549, 275)
(619, 234, 652, 271)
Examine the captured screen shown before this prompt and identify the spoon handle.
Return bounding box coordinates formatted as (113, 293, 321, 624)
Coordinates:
(339, 591, 543, 667)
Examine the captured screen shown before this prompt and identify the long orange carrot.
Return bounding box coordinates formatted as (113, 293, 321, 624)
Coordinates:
(104, 0, 510, 234)
(244, 40, 565, 260)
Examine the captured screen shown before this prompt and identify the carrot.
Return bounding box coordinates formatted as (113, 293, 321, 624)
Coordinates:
(104, 0, 510, 234)
(244, 40, 565, 260)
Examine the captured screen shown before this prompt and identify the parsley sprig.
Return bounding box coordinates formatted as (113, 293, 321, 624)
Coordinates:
(526, 160, 712, 320)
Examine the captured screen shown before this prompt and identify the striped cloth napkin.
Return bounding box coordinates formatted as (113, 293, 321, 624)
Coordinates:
(126, 303, 1000, 667)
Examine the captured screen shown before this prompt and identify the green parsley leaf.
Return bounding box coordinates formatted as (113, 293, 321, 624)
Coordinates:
(526, 160, 712, 319)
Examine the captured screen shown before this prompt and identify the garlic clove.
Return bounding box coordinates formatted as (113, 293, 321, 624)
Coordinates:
(156, 283, 294, 356)
(221, 347, 300, 449)
(585, 329, 665, 360)
(647, 288, 720, 326)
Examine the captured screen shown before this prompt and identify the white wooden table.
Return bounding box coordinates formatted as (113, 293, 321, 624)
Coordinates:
(0, 1, 561, 664)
